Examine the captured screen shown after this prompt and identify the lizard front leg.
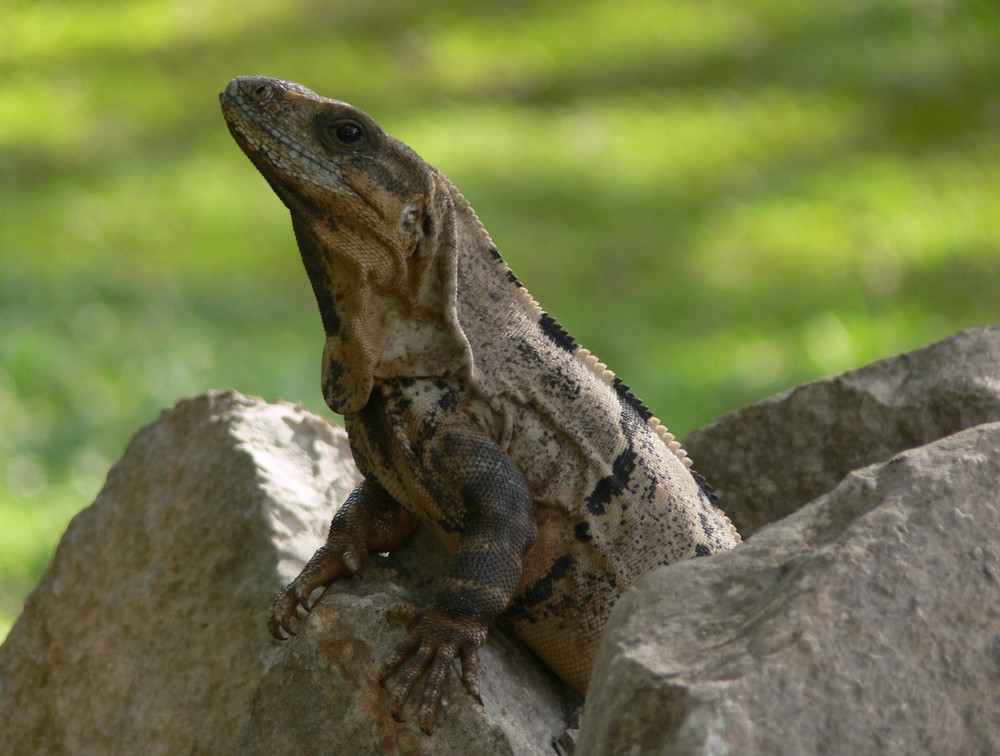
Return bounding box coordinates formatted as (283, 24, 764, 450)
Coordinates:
(269, 478, 417, 638)
(381, 425, 537, 733)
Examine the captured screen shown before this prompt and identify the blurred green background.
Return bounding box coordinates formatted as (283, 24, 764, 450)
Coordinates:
(1, 0, 998, 637)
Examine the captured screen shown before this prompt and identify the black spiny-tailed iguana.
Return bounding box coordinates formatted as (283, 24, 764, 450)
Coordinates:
(220, 75, 740, 733)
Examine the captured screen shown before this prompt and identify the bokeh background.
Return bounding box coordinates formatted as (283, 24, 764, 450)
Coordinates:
(2, 0, 998, 637)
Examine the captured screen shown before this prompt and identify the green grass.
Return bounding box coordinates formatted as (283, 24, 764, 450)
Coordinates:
(2, 0, 998, 638)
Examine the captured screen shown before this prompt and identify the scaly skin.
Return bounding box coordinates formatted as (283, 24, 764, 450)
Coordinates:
(220, 76, 740, 733)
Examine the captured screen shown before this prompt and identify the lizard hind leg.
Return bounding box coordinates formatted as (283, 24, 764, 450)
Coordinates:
(268, 478, 417, 639)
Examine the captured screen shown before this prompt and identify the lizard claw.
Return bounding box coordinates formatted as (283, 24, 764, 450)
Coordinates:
(342, 547, 362, 573)
(459, 643, 483, 705)
(295, 589, 312, 611)
(268, 587, 304, 640)
(267, 542, 357, 640)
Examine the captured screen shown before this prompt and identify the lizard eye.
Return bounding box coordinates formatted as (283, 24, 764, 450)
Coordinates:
(332, 121, 364, 145)
(317, 117, 368, 150)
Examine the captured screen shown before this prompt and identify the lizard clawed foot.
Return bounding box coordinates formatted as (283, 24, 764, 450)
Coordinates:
(380, 608, 487, 734)
(267, 583, 312, 639)
(267, 543, 361, 640)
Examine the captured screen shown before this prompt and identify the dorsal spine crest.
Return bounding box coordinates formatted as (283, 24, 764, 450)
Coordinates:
(475, 227, 695, 469)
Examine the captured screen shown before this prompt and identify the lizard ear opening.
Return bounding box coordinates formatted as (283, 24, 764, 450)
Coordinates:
(401, 201, 422, 234)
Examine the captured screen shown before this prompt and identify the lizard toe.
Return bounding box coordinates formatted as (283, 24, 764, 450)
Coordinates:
(386, 642, 433, 717)
(416, 646, 457, 734)
(268, 588, 304, 640)
(459, 643, 483, 704)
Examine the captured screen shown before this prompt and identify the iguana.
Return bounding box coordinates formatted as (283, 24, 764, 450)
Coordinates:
(220, 75, 740, 733)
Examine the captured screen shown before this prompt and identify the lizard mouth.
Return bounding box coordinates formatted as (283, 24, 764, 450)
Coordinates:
(222, 77, 382, 207)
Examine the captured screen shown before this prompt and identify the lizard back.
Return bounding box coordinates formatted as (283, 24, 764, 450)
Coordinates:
(441, 183, 740, 688)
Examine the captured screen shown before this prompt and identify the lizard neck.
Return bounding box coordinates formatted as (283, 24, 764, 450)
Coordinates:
(444, 179, 698, 472)
(442, 178, 546, 323)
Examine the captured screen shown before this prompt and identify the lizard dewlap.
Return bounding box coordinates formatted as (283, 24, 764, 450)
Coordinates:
(220, 75, 740, 733)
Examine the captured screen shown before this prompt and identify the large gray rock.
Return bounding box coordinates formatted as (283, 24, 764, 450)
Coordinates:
(577, 421, 1000, 756)
(0, 391, 359, 756)
(0, 390, 573, 756)
(684, 323, 1000, 535)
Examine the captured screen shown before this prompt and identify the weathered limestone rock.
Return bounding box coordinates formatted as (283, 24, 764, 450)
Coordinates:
(684, 323, 1000, 535)
(578, 422, 1000, 756)
(0, 390, 573, 756)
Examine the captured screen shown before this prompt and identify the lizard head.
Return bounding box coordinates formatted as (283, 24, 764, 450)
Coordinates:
(221, 76, 473, 414)
(220, 76, 432, 271)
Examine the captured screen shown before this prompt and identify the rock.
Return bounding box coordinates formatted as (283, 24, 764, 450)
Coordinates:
(0, 390, 573, 756)
(0, 391, 359, 756)
(7, 324, 1000, 754)
(577, 422, 1000, 756)
(235, 524, 576, 756)
(684, 323, 1000, 535)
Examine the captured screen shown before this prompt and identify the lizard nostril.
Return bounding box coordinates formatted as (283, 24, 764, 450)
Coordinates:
(251, 82, 270, 99)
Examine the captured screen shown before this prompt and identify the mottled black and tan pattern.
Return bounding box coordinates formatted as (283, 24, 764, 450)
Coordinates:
(221, 76, 740, 732)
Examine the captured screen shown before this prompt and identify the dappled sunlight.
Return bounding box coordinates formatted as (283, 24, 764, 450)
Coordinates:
(0, 0, 306, 63)
(698, 146, 1000, 294)
(401, 88, 860, 193)
(1, 0, 998, 632)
